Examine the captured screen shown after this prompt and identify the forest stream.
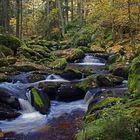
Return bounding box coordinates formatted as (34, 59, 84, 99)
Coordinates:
(0, 54, 128, 140)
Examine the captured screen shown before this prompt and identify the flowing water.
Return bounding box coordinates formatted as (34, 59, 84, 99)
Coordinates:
(76, 54, 106, 66)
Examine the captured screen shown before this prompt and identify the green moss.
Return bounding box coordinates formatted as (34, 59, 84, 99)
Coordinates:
(31, 87, 44, 108)
(78, 46, 92, 53)
(54, 48, 85, 62)
(49, 58, 67, 69)
(90, 45, 105, 53)
(128, 55, 140, 98)
(89, 97, 122, 113)
(96, 74, 124, 87)
(0, 57, 17, 67)
(0, 34, 21, 50)
(77, 76, 96, 91)
(0, 45, 13, 57)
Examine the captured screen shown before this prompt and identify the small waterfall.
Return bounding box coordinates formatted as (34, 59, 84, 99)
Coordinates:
(45, 74, 68, 82)
(84, 90, 94, 104)
(26, 91, 32, 103)
(83, 55, 101, 63)
(46, 74, 62, 80)
(18, 98, 35, 113)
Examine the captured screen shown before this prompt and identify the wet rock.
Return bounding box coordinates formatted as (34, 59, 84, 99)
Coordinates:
(27, 73, 46, 83)
(0, 102, 21, 120)
(39, 82, 60, 100)
(109, 63, 129, 79)
(30, 87, 50, 114)
(96, 74, 124, 87)
(0, 87, 20, 110)
(56, 84, 86, 101)
(60, 69, 82, 80)
(94, 53, 109, 60)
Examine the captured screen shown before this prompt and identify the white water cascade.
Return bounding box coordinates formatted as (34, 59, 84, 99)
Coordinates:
(45, 74, 68, 82)
(18, 98, 35, 113)
(77, 54, 105, 66)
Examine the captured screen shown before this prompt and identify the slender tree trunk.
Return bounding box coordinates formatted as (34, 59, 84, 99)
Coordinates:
(57, 0, 65, 37)
(16, 0, 20, 38)
(46, 0, 50, 16)
(71, 0, 74, 21)
(65, 0, 69, 24)
(127, 0, 135, 46)
(2, 0, 9, 32)
(20, 0, 22, 39)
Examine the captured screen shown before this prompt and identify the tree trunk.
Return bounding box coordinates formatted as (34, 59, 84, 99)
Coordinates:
(57, 0, 65, 37)
(16, 0, 20, 38)
(65, 0, 69, 24)
(20, 0, 23, 39)
(2, 0, 9, 32)
(46, 0, 50, 16)
(127, 0, 135, 46)
(71, 0, 74, 21)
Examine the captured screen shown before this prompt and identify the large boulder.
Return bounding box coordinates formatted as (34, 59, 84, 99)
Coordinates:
(0, 102, 21, 120)
(49, 58, 67, 70)
(54, 48, 85, 62)
(38, 82, 60, 100)
(0, 87, 20, 110)
(77, 76, 97, 91)
(96, 74, 124, 87)
(109, 63, 129, 79)
(0, 45, 13, 57)
(30, 87, 50, 114)
(60, 69, 82, 80)
(128, 54, 140, 98)
(0, 34, 22, 55)
(56, 84, 86, 101)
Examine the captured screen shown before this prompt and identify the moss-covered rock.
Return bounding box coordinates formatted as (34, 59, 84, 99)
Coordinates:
(0, 34, 22, 55)
(90, 45, 105, 53)
(60, 68, 82, 80)
(78, 46, 92, 53)
(109, 62, 129, 79)
(31, 87, 50, 114)
(54, 48, 85, 62)
(27, 73, 46, 83)
(0, 57, 17, 67)
(0, 45, 13, 57)
(96, 74, 124, 87)
(128, 55, 140, 98)
(49, 58, 67, 69)
(77, 76, 97, 91)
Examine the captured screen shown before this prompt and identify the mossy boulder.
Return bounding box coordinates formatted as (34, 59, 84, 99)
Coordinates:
(60, 69, 82, 80)
(49, 58, 67, 69)
(96, 74, 124, 87)
(31, 87, 50, 114)
(0, 57, 17, 67)
(128, 55, 140, 98)
(0, 34, 22, 55)
(109, 62, 130, 79)
(78, 46, 92, 53)
(77, 76, 97, 91)
(0, 45, 13, 57)
(54, 48, 85, 62)
(27, 73, 46, 83)
(90, 45, 105, 53)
